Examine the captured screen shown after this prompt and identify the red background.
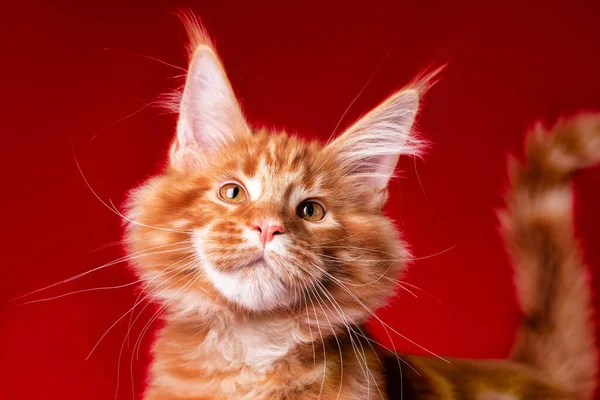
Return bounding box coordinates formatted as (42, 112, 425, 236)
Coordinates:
(2, 1, 600, 399)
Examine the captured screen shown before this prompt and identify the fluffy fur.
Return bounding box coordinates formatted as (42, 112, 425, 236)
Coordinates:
(501, 116, 600, 398)
(123, 12, 599, 400)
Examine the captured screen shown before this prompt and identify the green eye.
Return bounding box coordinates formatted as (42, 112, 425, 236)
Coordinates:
(296, 200, 326, 222)
(219, 183, 247, 204)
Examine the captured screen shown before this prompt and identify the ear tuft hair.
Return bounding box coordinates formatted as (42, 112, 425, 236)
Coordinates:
(176, 10, 215, 61)
(324, 67, 445, 197)
(156, 10, 216, 116)
(168, 10, 250, 171)
(405, 64, 447, 100)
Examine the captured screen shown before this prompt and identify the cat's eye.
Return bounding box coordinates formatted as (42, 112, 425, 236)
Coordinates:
(218, 183, 248, 204)
(296, 200, 326, 222)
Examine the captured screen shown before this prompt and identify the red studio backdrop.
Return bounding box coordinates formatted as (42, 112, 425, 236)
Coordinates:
(2, 1, 600, 399)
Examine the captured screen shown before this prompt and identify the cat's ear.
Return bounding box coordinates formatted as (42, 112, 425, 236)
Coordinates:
(325, 87, 425, 200)
(170, 17, 250, 170)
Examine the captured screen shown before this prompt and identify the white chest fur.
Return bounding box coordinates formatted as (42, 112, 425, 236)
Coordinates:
(194, 317, 306, 372)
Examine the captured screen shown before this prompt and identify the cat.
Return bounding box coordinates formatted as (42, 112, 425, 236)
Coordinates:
(124, 12, 599, 400)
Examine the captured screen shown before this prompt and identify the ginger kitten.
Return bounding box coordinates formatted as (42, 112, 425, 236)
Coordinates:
(124, 13, 599, 400)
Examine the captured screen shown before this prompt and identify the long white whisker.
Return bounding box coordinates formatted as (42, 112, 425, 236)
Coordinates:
(12, 243, 193, 302)
(100, 47, 187, 72)
(90, 239, 129, 252)
(310, 261, 448, 363)
(384, 277, 442, 304)
(307, 283, 344, 400)
(305, 299, 317, 365)
(126, 252, 197, 344)
(316, 244, 458, 264)
(307, 291, 327, 400)
(351, 325, 384, 368)
(309, 277, 384, 399)
(120, 256, 199, 400)
(313, 271, 408, 396)
(297, 262, 374, 395)
(311, 281, 371, 398)
(120, 263, 200, 400)
(90, 100, 157, 143)
(72, 150, 191, 234)
(134, 268, 201, 361)
(393, 282, 419, 298)
(19, 279, 142, 305)
(326, 51, 391, 144)
(353, 331, 421, 377)
(85, 253, 194, 361)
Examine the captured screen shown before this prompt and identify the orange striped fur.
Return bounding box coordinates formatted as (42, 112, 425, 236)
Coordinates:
(124, 11, 599, 400)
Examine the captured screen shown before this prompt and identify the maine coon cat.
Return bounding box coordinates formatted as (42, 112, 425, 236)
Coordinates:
(124, 13, 599, 399)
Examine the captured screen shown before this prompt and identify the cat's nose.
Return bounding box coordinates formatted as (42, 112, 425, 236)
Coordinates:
(253, 221, 285, 245)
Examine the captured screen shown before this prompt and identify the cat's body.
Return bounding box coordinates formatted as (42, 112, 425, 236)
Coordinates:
(124, 13, 599, 400)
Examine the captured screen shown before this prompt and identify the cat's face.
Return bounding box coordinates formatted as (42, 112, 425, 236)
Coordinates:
(182, 132, 346, 312)
(125, 21, 428, 322)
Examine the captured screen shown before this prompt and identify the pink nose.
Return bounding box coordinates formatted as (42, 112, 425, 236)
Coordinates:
(253, 221, 285, 245)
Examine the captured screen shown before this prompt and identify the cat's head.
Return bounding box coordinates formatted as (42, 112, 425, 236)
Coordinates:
(125, 16, 432, 324)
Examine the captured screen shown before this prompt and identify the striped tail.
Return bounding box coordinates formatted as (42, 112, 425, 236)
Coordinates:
(499, 113, 600, 399)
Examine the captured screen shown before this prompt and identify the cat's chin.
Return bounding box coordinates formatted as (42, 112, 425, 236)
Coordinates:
(202, 258, 296, 313)
(232, 254, 268, 271)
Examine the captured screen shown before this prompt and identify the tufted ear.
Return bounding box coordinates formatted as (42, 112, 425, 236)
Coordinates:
(325, 88, 424, 198)
(170, 16, 250, 170)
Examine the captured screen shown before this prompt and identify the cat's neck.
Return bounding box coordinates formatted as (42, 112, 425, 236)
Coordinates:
(162, 306, 314, 372)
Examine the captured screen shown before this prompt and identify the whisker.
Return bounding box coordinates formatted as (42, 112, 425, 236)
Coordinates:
(297, 262, 374, 396)
(311, 240, 402, 256)
(312, 245, 457, 292)
(308, 268, 409, 395)
(304, 299, 316, 365)
(392, 281, 419, 299)
(11, 242, 193, 302)
(118, 255, 198, 399)
(385, 277, 443, 304)
(315, 244, 458, 263)
(18, 279, 143, 305)
(121, 265, 200, 400)
(89, 100, 157, 143)
(91, 237, 186, 252)
(309, 261, 449, 363)
(307, 291, 327, 400)
(307, 283, 344, 400)
(100, 47, 187, 73)
(351, 325, 384, 369)
(311, 282, 369, 397)
(326, 50, 391, 144)
(134, 267, 201, 361)
(90, 239, 129, 252)
(72, 149, 192, 234)
(85, 254, 195, 361)
(126, 252, 197, 343)
(134, 272, 196, 360)
(355, 331, 421, 377)
(310, 276, 383, 399)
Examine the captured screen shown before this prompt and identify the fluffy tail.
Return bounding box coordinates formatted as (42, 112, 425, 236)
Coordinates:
(499, 114, 600, 399)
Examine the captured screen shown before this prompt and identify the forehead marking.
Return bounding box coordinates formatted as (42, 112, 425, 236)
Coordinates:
(245, 177, 263, 201)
